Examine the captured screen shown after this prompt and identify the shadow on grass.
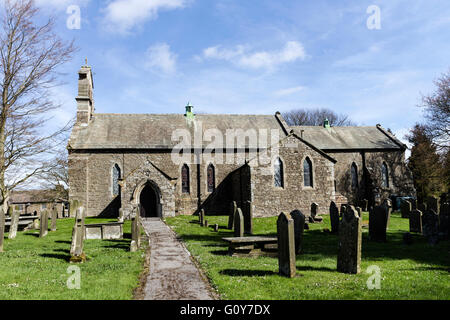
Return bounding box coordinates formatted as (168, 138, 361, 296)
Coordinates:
(220, 269, 276, 277)
(40, 253, 71, 262)
(101, 239, 131, 251)
(24, 233, 40, 238)
(55, 240, 71, 244)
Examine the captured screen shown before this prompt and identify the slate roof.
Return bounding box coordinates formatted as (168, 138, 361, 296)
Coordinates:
(68, 113, 287, 150)
(10, 190, 62, 204)
(291, 125, 405, 151)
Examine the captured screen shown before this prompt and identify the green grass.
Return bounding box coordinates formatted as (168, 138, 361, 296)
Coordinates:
(0, 218, 146, 300)
(165, 212, 450, 300)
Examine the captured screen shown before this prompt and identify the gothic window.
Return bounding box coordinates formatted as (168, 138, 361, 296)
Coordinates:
(182, 164, 190, 194)
(351, 163, 358, 189)
(207, 164, 215, 193)
(112, 164, 121, 196)
(274, 157, 284, 188)
(303, 157, 313, 187)
(382, 162, 389, 188)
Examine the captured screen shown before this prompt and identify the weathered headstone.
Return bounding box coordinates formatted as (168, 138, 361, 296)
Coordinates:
(290, 210, 305, 255)
(409, 209, 423, 233)
(0, 207, 5, 252)
(401, 200, 412, 219)
(199, 209, 205, 227)
(70, 207, 86, 263)
(50, 206, 57, 232)
(382, 199, 392, 229)
(8, 211, 20, 239)
(69, 199, 79, 218)
(426, 196, 440, 214)
(422, 209, 439, 245)
(311, 203, 318, 220)
(361, 199, 368, 212)
(337, 206, 362, 274)
(130, 209, 141, 252)
(118, 208, 124, 223)
(418, 202, 427, 214)
(243, 200, 253, 235)
(234, 208, 244, 238)
(369, 205, 388, 242)
(228, 201, 237, 230)
(439, 202, 449, 238)
(340, 204, 347, 218)
(330, 201, 340, 234)
(204, 220, 209, 228)
(277, 212, 296, 278)
(39, 210, 49, 238)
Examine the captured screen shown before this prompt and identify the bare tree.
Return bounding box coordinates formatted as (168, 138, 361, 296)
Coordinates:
(283, 108, 356, 127)
(0, 0, 76, 211)
(421, 69, 450, 151)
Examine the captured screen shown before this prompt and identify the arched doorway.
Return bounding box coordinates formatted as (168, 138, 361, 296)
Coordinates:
(139, 182, 161, 218)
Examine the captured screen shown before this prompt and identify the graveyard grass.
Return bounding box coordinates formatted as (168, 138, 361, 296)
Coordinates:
(0, 218, 146, 300)
(165, 212, 450, 300)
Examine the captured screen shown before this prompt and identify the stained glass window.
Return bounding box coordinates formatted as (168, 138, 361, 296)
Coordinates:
(207, 164, 215, 192)
(182, 164, 190, 193)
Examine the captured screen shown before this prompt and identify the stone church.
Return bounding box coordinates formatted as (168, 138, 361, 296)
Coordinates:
(68, 64, 415, 219)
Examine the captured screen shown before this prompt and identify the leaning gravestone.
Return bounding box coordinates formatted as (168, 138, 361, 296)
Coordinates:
(330, 201, 340, 234)
(243, 200, 253, 235)
(290, 210, 305, 255)
(228, 201, 237, 230)
(70, 207, 86, 263)
(409, 209, 423, 233)
(39, 210, 49, 238)
(277, 212, 296, 278)
(8, 211, 20, 239)
(369, 205, 388, 242)
(422, 209, 440, 245)
(401, 200, 412, 219)
(439, 203, 449, 238)
(50, 206, 57, 232)
(337, 206, 362, 274)
(234, 208, 244, 238)
(426, 196, 440, 214)
(0, 207, 5, 252)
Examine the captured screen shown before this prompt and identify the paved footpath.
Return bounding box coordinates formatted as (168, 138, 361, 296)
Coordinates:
(141, 218, 217, 300)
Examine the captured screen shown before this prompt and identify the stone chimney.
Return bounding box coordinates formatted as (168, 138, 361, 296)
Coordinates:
(75, 61, 94, 125)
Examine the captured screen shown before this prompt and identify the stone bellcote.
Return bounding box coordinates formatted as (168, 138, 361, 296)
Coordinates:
(76, 62, 94, 125)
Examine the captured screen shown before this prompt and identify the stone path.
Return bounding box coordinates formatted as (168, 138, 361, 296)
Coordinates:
(141, 218, 216, 300)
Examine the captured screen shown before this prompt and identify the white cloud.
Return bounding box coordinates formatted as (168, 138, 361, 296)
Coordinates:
(144, 43, 177, 75)
(274, 86, 306, 96)
(102, 0, 188, 34)
(203, 41, 307, 70)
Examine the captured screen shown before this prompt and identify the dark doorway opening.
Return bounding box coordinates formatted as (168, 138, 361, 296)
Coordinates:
(139, 183, 160, 218)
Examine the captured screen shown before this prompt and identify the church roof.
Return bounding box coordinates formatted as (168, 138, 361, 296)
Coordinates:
(68, 113, 287, 150)
(291, 125, 406, 151)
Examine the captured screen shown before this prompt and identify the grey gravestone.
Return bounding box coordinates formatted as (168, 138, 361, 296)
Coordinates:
(39, 210, 49, 238)
(118, 208, 124, 222)
(131, 211, 141, 252)
(70, 207, 86, 263)
(290, 210, 305, 255)
(369, 205, 388, 242)
(337, 206, 362, 274)
(401, 200, 412, 219)
(204, 220, 209, 228)
(228, 201, 237, 230)
(426, 197, 440, 214)
(311, 203, 318, 219)
(234, 208, 244, 238)
(199, 209, 205, 226)
(382, 199, 392, 229)
(409, 209, 423, 233)
(422, 209, 439, 245)
(243, 200, 253, 235)
(277, 212, 296, 278)
(330, 201, 340, 234)
(439, 203, 449, 237)
(8, 211, 20, 239)
(0, 207, 5, 252)
(50, 206, 57, 232)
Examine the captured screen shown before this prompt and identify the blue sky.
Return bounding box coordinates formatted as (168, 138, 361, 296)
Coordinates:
(33, 0, 450, 145)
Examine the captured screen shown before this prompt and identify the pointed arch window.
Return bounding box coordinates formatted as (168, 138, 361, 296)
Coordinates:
(207, 164, 215, 193)
(351, 163, 358, 189)
(382, 162, 389, 188)
(112, 164, 121, 196)
(274, 157, 284, 188)
(181, 164, 190, 194)
(303, 157, 313, 187)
